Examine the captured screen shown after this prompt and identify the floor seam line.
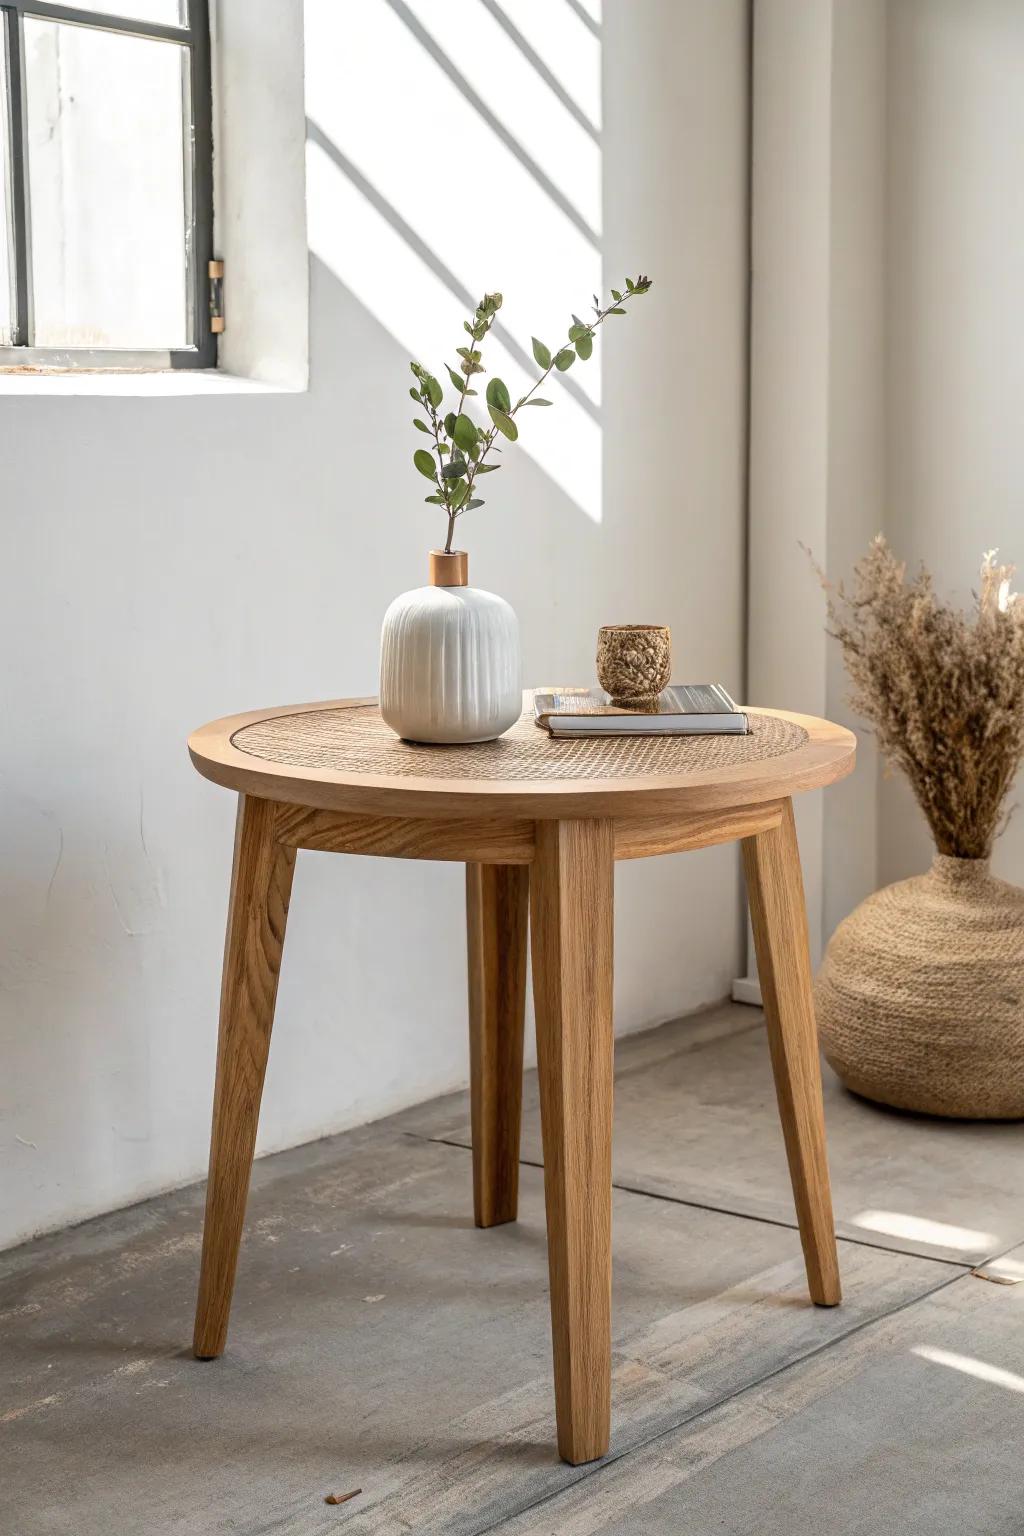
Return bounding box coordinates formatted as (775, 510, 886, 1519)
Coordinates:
(405, 1132, 975, 1271)
(609, 1018, 767, 1083)
(467, 1261, 968, 1536)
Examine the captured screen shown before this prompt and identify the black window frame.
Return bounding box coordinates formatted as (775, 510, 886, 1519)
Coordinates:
(0, 0, 214, 369)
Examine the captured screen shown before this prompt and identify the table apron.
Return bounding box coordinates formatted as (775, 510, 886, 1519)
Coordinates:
(273, 800, 785, 863)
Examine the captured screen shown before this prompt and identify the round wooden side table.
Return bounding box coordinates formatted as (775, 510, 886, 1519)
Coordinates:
(187, 695, 855, 1466)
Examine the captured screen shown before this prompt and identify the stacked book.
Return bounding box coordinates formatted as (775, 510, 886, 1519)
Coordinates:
(533, 684, 749, 739)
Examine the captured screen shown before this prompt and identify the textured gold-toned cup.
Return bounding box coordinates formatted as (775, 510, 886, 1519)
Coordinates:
(596, 624, 671, 706)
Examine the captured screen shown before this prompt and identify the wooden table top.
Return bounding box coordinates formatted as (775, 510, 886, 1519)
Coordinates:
(188, 695, 856, 821)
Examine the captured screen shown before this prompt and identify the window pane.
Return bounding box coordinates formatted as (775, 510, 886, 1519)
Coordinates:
(25, 20, 191, 349)
(54, 2, 188, 25)
(0, 29, 14, 345)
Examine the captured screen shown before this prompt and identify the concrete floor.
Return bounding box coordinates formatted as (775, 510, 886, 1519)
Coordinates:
(3, 1003, 1023, 1535)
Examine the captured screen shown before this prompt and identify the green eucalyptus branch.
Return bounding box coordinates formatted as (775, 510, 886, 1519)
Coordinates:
(409, 275, 652, 555)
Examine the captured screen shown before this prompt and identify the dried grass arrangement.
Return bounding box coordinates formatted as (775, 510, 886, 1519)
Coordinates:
(815, 537, 1024, 859)
(813, 538, 1024, 1120)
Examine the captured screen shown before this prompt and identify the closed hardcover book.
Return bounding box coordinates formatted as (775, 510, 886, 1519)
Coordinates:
(533, 685, 749, 737)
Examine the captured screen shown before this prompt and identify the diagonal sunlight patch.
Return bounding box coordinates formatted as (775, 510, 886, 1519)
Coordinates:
(304, 0, 602, 405)
(306, 137, 602, 519)
(849, 1210, 998, 1253)
(504, 0, 602, 126)
(566, 0, 602, 32)
(973, 1254, 1024, 1285)
(912, 1345, 1024, 1394)
(478, 0, 600, 143)
(403, 0, 601, 228)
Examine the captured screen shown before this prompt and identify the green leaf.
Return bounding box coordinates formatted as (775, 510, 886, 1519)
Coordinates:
(531, 337, 551, 369)
(446, 364, 467, 393)
(486, 377, 511, 413)
(413, 417, 430, 433)
(424, 493, 445, 505)
(488, 404, 518, 440)
(465, 499, 485, 511)
(441, 458, 467, 479)
(575, 333, 593, 360)
(423, 373, 443, 408)
(444, 412, 457, 437)
(554, 348, 575, 371)
(611, 289, 622, 302)
(453, 413, 479, 454)
(449, 481, 468, 510)
(568, 323, 588, 342)
(474, 462, 501, 472)
(608, 306, 627, 315)
(414, 448, 437, 481)
(521, 397, 553, 406)
(409, 386, 422, 402)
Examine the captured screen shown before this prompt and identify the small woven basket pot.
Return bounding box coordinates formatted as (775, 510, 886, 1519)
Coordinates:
(815, 855, 1024, 1119)
(596, 624, 671, 706)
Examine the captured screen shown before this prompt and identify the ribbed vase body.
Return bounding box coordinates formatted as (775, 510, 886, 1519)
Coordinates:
(380, 584, 521, 744)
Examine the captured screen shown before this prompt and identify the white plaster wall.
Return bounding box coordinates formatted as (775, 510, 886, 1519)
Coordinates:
(822, 0, 886, 937)
(881, 0, 1024, 889)
(744, 0, 1024, 952)
(747, 0, 833, 966)
(0, 0, 749, 1249)
(213, 0, 308, 388)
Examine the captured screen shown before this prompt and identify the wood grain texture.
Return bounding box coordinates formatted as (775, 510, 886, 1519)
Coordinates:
(742, 799, 841, 1307)
(613, 801, 783, 860)
(466, 864, 530, 1227)
(277, 804, 534, 863)
(531, 818, 615, 1465)
(277, 803, 785, 865)
(187, 697, 856, 821)
(193, 794, 296, 1359)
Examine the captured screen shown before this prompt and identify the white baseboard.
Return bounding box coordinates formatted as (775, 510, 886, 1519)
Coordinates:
(731, 975, 763, 1007)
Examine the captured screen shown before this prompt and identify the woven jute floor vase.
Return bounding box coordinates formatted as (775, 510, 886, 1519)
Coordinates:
(815, 855, 1024, 1119)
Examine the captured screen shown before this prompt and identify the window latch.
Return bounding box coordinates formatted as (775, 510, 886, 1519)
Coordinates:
(209, 259, 225, 334)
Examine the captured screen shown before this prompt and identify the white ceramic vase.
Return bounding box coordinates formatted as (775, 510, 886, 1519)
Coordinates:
(380, 550, 521, 744)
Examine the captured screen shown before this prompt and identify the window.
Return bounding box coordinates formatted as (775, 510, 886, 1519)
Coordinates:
(0, 0, 213, 369)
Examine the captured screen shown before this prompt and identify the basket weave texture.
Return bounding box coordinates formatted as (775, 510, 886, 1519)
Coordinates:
(815, 855, 1024, 1119)
(596, 627, 671, 704)
(232, 705, 805, 782)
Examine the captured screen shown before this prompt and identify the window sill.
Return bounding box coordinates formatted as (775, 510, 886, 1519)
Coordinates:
(0, 369, 306, 397)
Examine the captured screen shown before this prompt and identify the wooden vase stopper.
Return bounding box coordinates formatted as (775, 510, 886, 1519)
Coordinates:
(429, 550, 468, 587)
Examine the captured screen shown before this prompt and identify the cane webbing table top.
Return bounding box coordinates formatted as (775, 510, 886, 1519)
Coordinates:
(188, 695, 856, 820)
(231, 704, 807, 781)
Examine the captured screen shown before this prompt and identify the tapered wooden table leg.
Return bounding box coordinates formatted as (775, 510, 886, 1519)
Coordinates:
(193, 794, 296, 1359)
(466, 863, 530, 1228)
(531, 818, 615, 1466)
(742, 798, 841, 1306)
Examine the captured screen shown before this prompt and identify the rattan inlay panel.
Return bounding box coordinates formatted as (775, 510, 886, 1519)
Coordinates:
(231, 706, 808, 783)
